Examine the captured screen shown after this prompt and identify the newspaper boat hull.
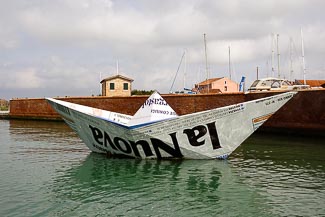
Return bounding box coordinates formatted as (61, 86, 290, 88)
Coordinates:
(47, 92, 296, 159)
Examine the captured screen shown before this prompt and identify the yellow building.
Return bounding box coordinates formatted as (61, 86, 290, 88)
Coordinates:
(0, 99, 9, 108)
(100, 75, 134, 97)
(194, 77, 239, 93)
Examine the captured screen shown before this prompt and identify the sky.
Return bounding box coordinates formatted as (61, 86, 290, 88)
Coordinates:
(1, 0, 325, 100)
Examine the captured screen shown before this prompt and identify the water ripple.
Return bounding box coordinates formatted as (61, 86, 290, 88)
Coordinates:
(0, 120, 324, 216)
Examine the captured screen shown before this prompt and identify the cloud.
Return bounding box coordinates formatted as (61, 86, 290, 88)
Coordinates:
(0, 27, 20, 49)
(1, 67, 41, 89)
(18, 0, 155, 46)
(0, 0, 325, 99)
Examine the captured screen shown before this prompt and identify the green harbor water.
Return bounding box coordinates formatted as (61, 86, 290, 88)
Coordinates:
(0, 120, 324, 217)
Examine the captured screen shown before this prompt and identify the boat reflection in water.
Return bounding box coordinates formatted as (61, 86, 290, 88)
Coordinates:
(52, 154, 272, 216)
(50, 131, 325, 217)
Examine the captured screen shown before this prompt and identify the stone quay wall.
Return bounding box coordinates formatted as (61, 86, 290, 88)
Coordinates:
(9, 89, 325, 134)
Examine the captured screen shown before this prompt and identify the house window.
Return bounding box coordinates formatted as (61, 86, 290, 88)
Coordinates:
(224, 86, 228, 91)
(110, 83, 115, 90)
(225, 80, 227, 84)
(123, 83, 128, 90)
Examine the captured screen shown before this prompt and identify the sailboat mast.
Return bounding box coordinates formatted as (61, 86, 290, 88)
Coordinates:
(228, 46, 231, 80)
(290, 37, 294, 81)
(183, 49, 187, 90)
(116, 60, 119, 75)
(204, 33, 209, 80)
(169, 51, 185, 93)
(99, 72, 102, 95)
(276, 34, 280, 78)
(271, 33, 275, 77)
(204, 33, 209, 93)
(301, 28, 306, 85)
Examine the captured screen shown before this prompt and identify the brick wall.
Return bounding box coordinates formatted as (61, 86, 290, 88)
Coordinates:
(9, 93, 245, 119)
(9, 89, 325, 133)
(245, 90, 325, 131)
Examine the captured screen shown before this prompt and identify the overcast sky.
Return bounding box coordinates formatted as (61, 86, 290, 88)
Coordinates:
(1, 0, 325, 99)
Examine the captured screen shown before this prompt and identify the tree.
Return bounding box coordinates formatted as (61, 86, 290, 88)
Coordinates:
(131, 89, 155, 95)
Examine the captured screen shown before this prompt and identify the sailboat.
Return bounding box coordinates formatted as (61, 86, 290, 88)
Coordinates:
(47, 91, 296, 159)
(249, 32, 310, 92)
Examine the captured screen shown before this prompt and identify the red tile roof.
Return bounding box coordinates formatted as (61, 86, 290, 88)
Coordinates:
(100, 74, 134, 83)
(197, 77, 223, 85)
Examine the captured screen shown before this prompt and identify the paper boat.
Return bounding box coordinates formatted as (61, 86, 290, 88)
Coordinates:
(46, 91, 296, 159)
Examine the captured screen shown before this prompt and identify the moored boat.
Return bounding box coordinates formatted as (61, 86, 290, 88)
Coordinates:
(248, 77, 309, 92)
(46, 91, 296, 159)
